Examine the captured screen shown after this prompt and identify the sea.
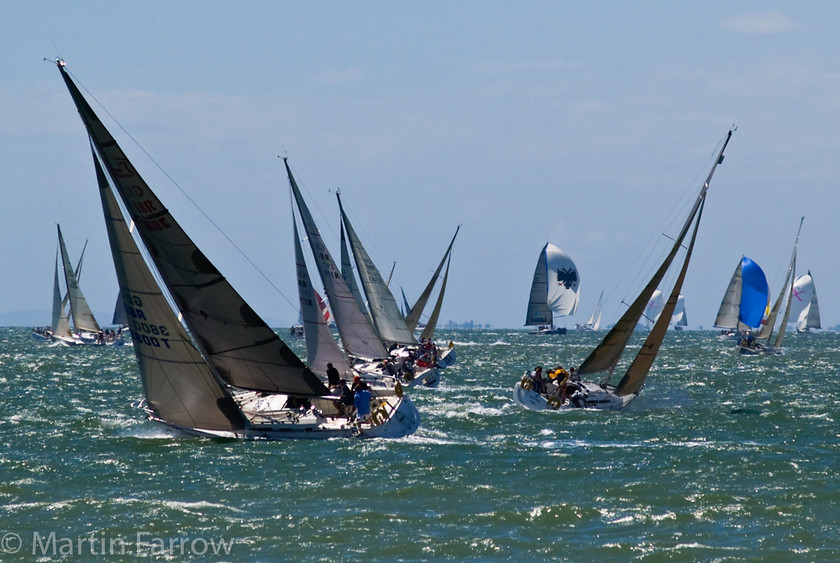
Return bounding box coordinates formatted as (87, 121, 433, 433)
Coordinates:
(2, 326, 839, 561)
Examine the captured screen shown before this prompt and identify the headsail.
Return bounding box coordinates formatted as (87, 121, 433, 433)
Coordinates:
(759, 217, 803, 343)
(284, 159, 388, 360)
(92, 146, 246, 430)
(50, 251, 73, 339)
(337, 193, 416, 347)
(59, 62, 326, 397)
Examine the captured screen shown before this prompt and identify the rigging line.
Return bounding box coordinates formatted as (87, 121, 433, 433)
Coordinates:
(65, 67, 298, 314)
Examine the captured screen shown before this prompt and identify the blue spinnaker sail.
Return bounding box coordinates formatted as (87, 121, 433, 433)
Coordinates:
(739, 256, 768, 328)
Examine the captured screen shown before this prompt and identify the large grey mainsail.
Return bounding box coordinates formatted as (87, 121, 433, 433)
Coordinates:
(293, 217, 353, 376)
(92, 146, 245, 430)
(59, 62, 326, 397)
(337, 193, 416, 347)
(57, 224, 101, 333)
(284, 159, 387, 360)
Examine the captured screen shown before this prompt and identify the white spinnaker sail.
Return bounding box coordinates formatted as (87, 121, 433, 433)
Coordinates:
(526, 243, 579, 326)
(791, 272, 821, 330)
(672, 295, 687, 326)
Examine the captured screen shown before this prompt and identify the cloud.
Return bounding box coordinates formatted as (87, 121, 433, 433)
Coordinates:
(719, 11, 798, 35)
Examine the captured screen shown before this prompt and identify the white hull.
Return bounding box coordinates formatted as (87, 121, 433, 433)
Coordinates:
(146, 392, 420, 439)
(512, 380, 635, 411)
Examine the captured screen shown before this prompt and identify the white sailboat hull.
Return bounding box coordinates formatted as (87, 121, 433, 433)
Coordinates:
(146, 393, 420, 440)
(512, 380, 634, 411)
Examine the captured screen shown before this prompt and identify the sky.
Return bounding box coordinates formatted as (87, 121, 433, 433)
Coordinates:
(2, 1, 839, 330)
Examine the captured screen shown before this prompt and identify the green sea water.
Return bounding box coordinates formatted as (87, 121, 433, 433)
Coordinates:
(1, 326, 839, 561)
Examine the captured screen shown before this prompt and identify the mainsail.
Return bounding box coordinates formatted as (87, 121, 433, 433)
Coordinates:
(672, 295, 687, 328)
(337, 192, 416, 347)
(60, 62, 326, 397)
(577, 129, 733, 391)
(284, 159, 388, 361)
(293, 217, 353, 376)
(525, 243, 579, 327)
(420, 250, 452, 341)
(50, 251, 74, 339)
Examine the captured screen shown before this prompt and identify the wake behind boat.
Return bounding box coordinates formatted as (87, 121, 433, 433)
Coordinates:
(58, 60, 419, 439)
(514, 129, 734, 411)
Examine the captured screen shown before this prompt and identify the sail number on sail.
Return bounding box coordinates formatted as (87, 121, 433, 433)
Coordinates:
(121, 292, 173, 348)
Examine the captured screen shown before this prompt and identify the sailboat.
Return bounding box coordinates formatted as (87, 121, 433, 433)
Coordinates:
(671, 295, 688, 330)
(58, 60, 419, 438)
(33, 226, 122, 346)
(713, 256, 769, 340)
(576, 290, 603, 331)
(743, 217, 804, 355)
(513, 129, 733, 411)
(789, 271, 820, 333)
(525, 243, 579, 335)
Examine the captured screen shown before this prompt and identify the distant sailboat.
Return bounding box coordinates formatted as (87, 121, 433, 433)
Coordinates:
(513, 129, 733, 411)
(59, 60, 419, 438)
(671, 295, 688, 330)
(744, 217, 804, 355)
(576, 290, 603, 331)
(713, 256, 768, 339)
(789, 271, 821, 333)
(33, 226, 121, 346)
(525, 243, 579, 335)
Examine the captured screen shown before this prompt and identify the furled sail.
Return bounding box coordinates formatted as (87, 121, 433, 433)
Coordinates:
(293, 217, 353, 377)
(92, 147, 246, 430)
(60, 62, 326, 397)
(337, 193, 416, 347)
(525, 243, 579, 326)
(578, 129, 732, 385)
(284, 159, 388, 360)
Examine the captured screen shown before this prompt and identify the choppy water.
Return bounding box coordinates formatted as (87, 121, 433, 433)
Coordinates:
(2, 326, 840, 561)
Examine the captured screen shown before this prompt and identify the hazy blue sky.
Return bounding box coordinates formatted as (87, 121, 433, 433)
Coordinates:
(3, 2, 839, 329)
